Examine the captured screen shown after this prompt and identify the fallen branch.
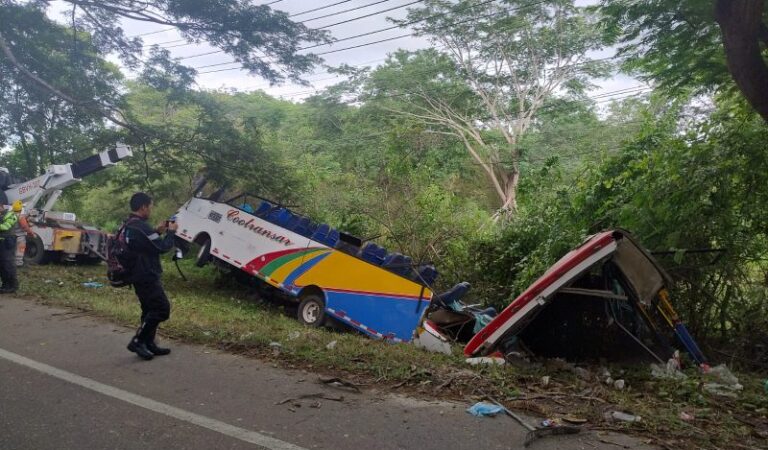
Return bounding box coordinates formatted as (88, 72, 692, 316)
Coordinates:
(275, 393, 344, 405)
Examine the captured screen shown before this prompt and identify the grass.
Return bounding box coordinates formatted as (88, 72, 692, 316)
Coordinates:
(16, 260, 768, 450)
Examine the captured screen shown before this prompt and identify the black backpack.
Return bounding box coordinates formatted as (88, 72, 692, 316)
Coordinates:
(106, 218, 139, 288)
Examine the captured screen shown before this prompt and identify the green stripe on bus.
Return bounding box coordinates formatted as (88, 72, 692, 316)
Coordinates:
(261, 249, 327, 276)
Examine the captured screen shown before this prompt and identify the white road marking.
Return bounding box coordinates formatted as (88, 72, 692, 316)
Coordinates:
(0, 348, 306, 450)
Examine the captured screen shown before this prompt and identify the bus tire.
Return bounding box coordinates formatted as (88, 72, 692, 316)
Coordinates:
(195, 237, 212, 267)
(297, 294, 326, 327)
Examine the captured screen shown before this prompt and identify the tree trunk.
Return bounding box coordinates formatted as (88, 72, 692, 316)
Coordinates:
(715, 0, 768, 122)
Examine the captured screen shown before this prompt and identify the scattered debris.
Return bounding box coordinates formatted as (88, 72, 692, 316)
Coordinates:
(613, 379, 625, 390)
(319, 376, 360, 393)
(240, 332, 254, 341)
(606, 410, 642, 423)
(466, 402, 504, 417)
(269, 342, 282, 356)
(703, 364, 743, 398)
(651, 355, 687, 380)
(326, 340, 337, 350)
(275, 392, 344, 405)
(465, 356, 505, 366)
(540, 418, 560, 427)
(413, 321, 452, 355)
(574, 367, 592, 381)
(487, 397, 581, 447)
(81, 281, 103, 288)
(597, 433, 631, 449)
(562, 415, 588, 424)
(679, 411, 694, 422)
(287, 331, 300, 340)
(541, 375, 550, 387)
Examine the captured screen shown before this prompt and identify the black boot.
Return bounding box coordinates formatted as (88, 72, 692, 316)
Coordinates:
(127, 337, 154, 360)
(146, 323, 170, 355)
(127, 321, 154, 360)
(146, 341, 171, 356)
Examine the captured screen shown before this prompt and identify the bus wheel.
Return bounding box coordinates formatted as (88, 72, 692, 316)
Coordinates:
(297, 294, 326, 327)
(195, 237, 211, 267)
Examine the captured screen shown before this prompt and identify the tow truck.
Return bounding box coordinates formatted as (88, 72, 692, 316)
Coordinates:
(2, 144, 132, 264)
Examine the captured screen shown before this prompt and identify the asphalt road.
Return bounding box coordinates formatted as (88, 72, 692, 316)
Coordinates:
(0, 296, 655, 450)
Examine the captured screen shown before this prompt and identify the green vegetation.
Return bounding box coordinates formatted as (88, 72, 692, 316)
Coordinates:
(17, 262, 768, 450)
(2, 1, 768, 446)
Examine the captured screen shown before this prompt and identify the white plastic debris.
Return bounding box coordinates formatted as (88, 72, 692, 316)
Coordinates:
(613, 379, 625, 390)
(326, 340, 337, 350)
(465, 357, 506, 366)
(541, 375, 550, 386)
(703, 364, 743, 397)
(651, 355, 687, 380)
(287, 331, 301, 341)
(413, 322, 452, 355)
(609, 411, 642, 422)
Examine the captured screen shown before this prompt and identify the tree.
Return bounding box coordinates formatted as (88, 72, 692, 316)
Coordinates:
(0, 1, 326, 134)
(0, 5, 122, 176)
(600, 0, 768, 122)
(374, 0, 607, 218)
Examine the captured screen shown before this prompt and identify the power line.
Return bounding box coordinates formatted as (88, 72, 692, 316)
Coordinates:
(231, 57, 389, 90)
(176, 0, 425, 61)
(317, 0, 426, 29)
(299, 0, 500, 51)
(316, 32, 413, 56)
(193, 0, 545, 75)
(270, 55, 621, 100)
(127, 0, 282, 38)
(151, 0, 499, 55)
(142, 38, 185, 47)
(301, 0, 394, 23)
(290, 0, 356, 18)
(130, 27, 175, 38)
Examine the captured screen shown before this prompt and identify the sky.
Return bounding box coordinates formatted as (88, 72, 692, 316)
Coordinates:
(48, 0, 643, 104)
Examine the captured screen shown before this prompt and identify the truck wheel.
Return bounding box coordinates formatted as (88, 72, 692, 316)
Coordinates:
(297, 294, 326, 327)
(24, 236, 49, 265)
(195, 237, 211, 267)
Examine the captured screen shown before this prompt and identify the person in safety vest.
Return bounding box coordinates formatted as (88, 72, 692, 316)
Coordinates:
(0, 203, 20, 293)
(13, 200, 34, 267)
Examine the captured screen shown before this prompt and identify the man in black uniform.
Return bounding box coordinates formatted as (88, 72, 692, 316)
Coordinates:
(124, 192, 177, 360)
(0, 203, 19, 294)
